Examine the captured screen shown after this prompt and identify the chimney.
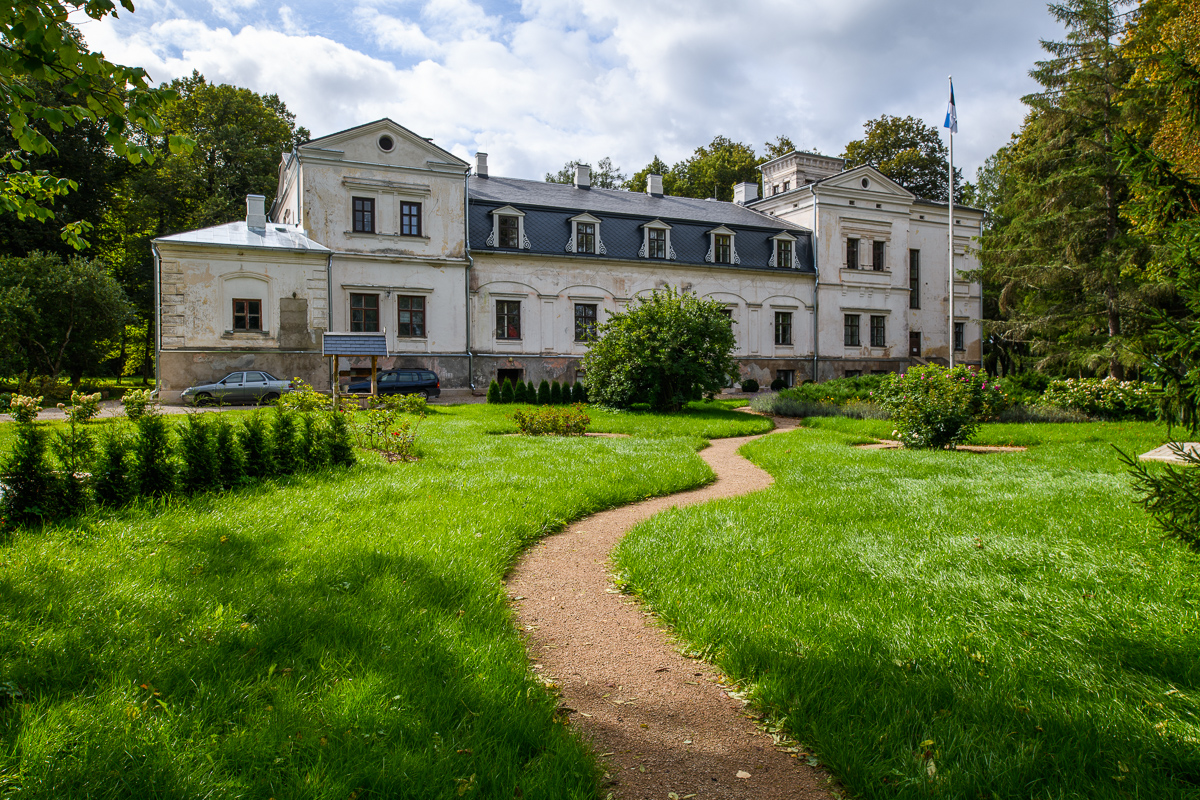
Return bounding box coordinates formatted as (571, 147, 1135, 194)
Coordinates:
(475, 152, 488, 178)
(646, 174, 663, 197)
(574, 163, 591, 189)
(733, 182, 758, 205)
(246, 194, 266, 228)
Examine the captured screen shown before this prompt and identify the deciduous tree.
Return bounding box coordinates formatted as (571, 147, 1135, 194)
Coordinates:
(841, 114, 963, 201)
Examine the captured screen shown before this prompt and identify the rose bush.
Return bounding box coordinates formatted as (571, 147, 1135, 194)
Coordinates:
(875, 365, 1008, 449)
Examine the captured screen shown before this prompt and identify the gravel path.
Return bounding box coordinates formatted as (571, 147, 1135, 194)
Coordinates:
(507, 420, 835, 800)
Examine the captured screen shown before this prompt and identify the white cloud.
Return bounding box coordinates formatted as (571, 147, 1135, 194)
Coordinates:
(84, 0, 1064, 181)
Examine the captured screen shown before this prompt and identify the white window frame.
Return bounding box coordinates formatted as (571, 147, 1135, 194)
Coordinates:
(486, 205, 530, 249)
(705, 225, 740, 265)
(769, 231, 798, 268)
(565, 212, 606, 255)
(639, 219, 676, 260)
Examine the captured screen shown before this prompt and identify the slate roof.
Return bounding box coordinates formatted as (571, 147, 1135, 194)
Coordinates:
(469, 176, 814, 273)
(322, 332, 388, 357)
(155, 222, 330, 252)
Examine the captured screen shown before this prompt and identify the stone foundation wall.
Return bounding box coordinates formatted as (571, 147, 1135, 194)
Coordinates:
(159, 350, 329, 403)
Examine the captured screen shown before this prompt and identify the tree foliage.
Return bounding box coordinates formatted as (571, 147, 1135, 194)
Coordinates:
(841, 114, 963, 201)
(581, 287, 738, 412)
(0, 1, 189, 247)
(545, 156, 626, 188)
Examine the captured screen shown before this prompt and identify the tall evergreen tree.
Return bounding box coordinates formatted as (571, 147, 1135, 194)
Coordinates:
(981, 0, 1145, 378)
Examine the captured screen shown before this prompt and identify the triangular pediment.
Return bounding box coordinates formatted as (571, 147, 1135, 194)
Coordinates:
(300, 119, 468, 169)
(642, 218, 672, 229)
(821, 165, 914, 199)
(490, 205, 525, 217)
(707, 224, 736, 236)
(771, 230, 798, 241)
(569, 212, 602, 224)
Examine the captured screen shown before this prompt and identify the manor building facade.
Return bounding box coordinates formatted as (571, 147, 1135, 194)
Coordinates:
(153, 119, 982, 401)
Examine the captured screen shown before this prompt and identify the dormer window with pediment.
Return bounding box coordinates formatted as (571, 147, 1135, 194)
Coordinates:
(566, 213, 606, 255)
(486, 206, 530, 249)
(705, 226, 740, 265)
(639, 219, 675, 260)
(769, 231, 797, 268)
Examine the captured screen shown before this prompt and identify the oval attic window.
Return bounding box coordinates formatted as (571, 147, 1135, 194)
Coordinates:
(861, 177, 870, 188)
(378, 135, 394, 152)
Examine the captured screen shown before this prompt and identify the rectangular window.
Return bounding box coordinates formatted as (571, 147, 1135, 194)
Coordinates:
(576, 222, 596, 254)
(499, 216, 519, 248)
(846, 237, 859, 269)
(954, 322, 966, 352)
(772, 184, 779, 195)
(844, 314, 860, 346)
(910, 331, 922, 357)
(714, 234, 732, 264)
(397, 295, 425, 338)
(909, 249, 920, 308)
(648, 228, 666, 259)
(350, 293, 379, 332)
(776, 369, 795, 388)
(774, 311, 793, 346)
(845, 369, 862, 378)
(783, 180, 790, 192)
(776, 239, 793, 269)
(873, 240, 886, 271)
(232, 298, 261, 331)
(574, 303, 598, 341)
(352, 197, 375, 233)
(870, 315, 886, 347)
(497, 300, 521, 340)
(400, 202, 422, 236)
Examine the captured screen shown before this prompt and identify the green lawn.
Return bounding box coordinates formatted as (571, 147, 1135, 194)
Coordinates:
(0, 403, 766, 799)
(613, 419, 1200, 799)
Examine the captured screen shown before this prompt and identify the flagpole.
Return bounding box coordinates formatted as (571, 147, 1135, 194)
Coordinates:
(947, 74, 955, 370)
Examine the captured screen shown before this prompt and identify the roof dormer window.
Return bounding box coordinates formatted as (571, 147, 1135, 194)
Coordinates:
(705, 226, 740, 265)
(566, 213, 606, 255)
(639, 219, 675, 260)
(486, 205, 530, 249)
(769, 231, 798, 268)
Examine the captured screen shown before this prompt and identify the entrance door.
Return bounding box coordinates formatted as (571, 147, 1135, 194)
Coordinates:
(909, 331, 922, 357)
(497, 368, 523, 387)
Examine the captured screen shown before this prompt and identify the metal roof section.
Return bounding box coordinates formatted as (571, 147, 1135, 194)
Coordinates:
(155, 222, 330, 252)
(469, 175, 808, 231)
(322, 332, 388, 357)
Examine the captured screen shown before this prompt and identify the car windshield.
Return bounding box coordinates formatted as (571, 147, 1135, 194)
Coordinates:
(220, 373, 244, 384)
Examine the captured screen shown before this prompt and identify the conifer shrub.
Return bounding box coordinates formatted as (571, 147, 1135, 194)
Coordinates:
(1122, 445, 1200, 550)
(213, 416, 246, 489)
(514, 381, 529, 404)
(132, 413, 175, 497)
(537, 380, 552, 405)
(92, 426, 134, 507)
(549, 381, 563, 405)
(1, 424, 59, 526)
(301, 413, 331, 469)
(487, 380, 501, 404)
(526, 381, 537, 402)
(241, 411, 274, 480)
(271, 406, 304, 475)
(328, 408, 356, 467)
(573, 382, 587, 403)
(500, 378, 515, 404)
(177, 413, 220, 494)
(741, 379, 760, 393)
(770, 377, 787, 391)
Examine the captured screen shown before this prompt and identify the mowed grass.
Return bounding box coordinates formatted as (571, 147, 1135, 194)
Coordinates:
(0, 403, 766, 799)
(614, 419, 1200, 799)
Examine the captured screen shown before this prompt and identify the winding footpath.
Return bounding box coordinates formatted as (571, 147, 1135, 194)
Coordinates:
(508, 420, 835, 800)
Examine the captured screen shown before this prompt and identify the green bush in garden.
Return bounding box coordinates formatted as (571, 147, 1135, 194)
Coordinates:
(526, 381, 537, 403)
(1042, 377, 1156, 420)
(770, 377, 787, 391)
(300, 413, 330, 470)
(271, 406, 304, 475)
(537, 380, 552, 405)
(500, 378, 515, 404)
(213, 416, 247, 489)
(328, 409, 356, 467)
(120, 388, 156, 421)
(1, 423, 59, 525)
(487, 380, 501, 404)
(740, 379, 759, 393)
(876, 364, 1009, 449)
(996, 371, 1051, 406)
(511, 404, 590, 436)
(778, 375, 887, 406)
(1122, 445, 1200, 550)
(549, 381, 563, 405)
(573, 382, 587, 403)
(241, 411, 274, 480)
(132, 412, 175, 497)
(513, 381, 528, 404)
(177, 413, 220, 494)
(92, 426, 133, 507)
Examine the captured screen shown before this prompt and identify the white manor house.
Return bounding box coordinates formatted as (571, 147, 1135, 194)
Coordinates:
(153, 118, 983, 401)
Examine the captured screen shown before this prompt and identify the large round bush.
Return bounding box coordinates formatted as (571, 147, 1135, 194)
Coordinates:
(876, 365, 1008, 449)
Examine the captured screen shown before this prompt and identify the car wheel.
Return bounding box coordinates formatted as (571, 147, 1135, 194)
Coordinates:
(262, 392, 280, 404)
(417, 390, 429, 399)
(194, 392, 212, 406)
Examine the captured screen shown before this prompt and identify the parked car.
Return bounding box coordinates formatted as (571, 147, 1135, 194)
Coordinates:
(181, 371, 295, 405)
(347, 369, 441, 399)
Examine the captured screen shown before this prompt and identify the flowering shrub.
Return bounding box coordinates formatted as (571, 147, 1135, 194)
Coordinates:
(354, 407, 421, 459)
(7, 395, 42, 424)
(875, 365, 1008, 449)
(373, 392, 428, 415)
(511, 403, 591, 436)
(1041, 377, 1156, 420)
(121, 389, 157, 420)
(278, 379, 329, 413)
(57, 391, 102, 424)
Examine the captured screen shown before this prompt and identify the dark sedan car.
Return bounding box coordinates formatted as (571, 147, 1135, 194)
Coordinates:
(347, 369, 441, 399)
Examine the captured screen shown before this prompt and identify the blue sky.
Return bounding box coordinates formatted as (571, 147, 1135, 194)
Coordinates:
(83, 0, 1065, 182)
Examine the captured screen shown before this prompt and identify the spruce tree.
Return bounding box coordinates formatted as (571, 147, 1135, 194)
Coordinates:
(500, 378, 515, 404)
(486, 380, 501, 404)
(537, 380, 552, 405)
(549, 381, 563, 405)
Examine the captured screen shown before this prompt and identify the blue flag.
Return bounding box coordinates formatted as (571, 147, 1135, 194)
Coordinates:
(944, 80, 958, 134)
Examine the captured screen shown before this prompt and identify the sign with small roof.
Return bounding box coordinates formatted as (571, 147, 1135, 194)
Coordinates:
(322, 332, 388, 398)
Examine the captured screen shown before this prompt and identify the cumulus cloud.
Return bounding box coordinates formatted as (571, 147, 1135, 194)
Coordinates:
(84, 0, 1063, 180)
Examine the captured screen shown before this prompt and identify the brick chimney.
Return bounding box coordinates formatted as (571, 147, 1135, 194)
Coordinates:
(246, 194, 266, 228)
(647, 174, 663, 197)
(475, 152, 488, 178)
(574, 163, 591, 189)
(733, 182, 758, 205)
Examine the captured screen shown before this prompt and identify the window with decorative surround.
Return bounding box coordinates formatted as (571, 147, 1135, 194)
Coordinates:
(397, 295, 425, 338)
(846, 237, 859, 269)
(872, 240, 886, 271)
(640, 220, 674, 260)
(774, 311, 793, 346)
(574, 303, 597, 341)
(566, 213, 606, 255)
(770, 231, 797, 268)
(706, 226, 739, 265)
(232, 299, 262, 331)
(486, 206, 529, 249)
